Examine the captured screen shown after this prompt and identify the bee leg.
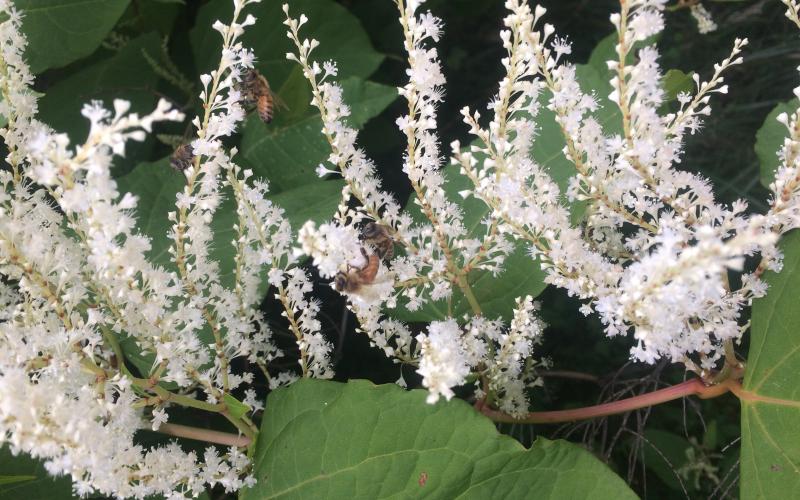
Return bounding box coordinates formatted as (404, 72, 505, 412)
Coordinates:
(358, 247, 370, 269)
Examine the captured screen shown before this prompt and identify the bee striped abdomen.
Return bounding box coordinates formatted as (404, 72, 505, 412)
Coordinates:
(256, 94, 274, 123)
(239, 69, 276, 124)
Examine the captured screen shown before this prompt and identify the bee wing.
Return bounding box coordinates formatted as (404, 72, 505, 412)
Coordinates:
(157, 133, 188, 148)
(270, 89, 289, 111)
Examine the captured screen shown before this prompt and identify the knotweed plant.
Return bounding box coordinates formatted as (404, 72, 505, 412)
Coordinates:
(0, 0, 798, 497)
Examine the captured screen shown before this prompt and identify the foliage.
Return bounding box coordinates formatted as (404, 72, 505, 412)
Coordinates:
(741, 229, 800, 499)
(242, 379, 636, 499)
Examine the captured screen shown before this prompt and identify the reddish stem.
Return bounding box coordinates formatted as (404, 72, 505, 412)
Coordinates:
(479, 378, 735, 424)
(535, 369, 601, 385)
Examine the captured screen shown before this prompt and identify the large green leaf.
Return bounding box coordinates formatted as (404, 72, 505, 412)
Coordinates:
(190, 0, 383, 91)
(661, 69, 694, 103)
(17, 0, 130, 74)
(37, 33, 163, 176)
(241, 379, 636, 499)
(755, 99, 798, 188)
(0, 447, 73, 499)
(240, 75, 397, 192)
(741, 230, 800, 498)
(136, 0, 182, 35)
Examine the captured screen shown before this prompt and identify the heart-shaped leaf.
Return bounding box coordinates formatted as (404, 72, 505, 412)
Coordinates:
(741, 230, 800, 498)
(241, 379, 636, 499)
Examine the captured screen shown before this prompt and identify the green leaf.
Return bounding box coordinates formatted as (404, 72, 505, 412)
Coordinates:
(0, 96, 6, 129)
(190, 0, 383, 91)
(0, 447, 73, 499)
(661, 69, 694, 103)
(267, 180, 347, 230)
(0, 476, 35, 486)
(755, 99, 798, 188)
(223, 394, 251, 420)
(16, 0, 130, 74)
(638, 430, 692, 492)
(741, 230, 800, 499)
(395, 166, 548, 323)
(240, 76, 397, 192)
(115, 158, 184, 269)
(241, 379, 636, 500)
(37, 33, 163, 176)
(136, 0, 183, 34)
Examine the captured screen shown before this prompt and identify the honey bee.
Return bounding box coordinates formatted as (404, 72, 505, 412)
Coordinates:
(361, 222, 394, 261)
(170, 143, 194, 171)
(239, 69, 278, 124)
(334, 249, 381, 293)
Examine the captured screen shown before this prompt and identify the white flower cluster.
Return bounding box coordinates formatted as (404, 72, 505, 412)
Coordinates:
(690, 3, 718, 34)
(285, 0, 549, 412)
(286, 0, 800, 409)
(3, 0, 800, 495)
(0, 0, 335, 496)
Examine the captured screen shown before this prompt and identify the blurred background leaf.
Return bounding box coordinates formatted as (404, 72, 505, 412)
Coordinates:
(755, 99, 798, 187)
(37, 33, 162, 176)
(17, 0, 130, 74)
(0, 447, 72, 499)
(239, 75, 396, 192)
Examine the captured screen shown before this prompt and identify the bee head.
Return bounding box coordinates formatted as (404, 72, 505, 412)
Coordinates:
(361, 222, 380, 240)
(334, 272, 348, 292)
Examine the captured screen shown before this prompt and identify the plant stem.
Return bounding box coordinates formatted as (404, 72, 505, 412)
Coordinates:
(534, 369, 601, 385)
(123, 376, 226, 412)
(222, 411, 257, 441)
(478, 377, 734, 424)
(457, 273, 482, 316)
(156, 423, 250, 447)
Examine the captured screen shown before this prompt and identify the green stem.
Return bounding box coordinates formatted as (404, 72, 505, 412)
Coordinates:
(456, 273, 482, 316)
(222, 411, 257, 441)
(127, 377, 226, 413)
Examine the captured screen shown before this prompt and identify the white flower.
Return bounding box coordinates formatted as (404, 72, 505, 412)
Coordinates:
(151, 408, 169, 431)
(416, 320, 471, 403)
